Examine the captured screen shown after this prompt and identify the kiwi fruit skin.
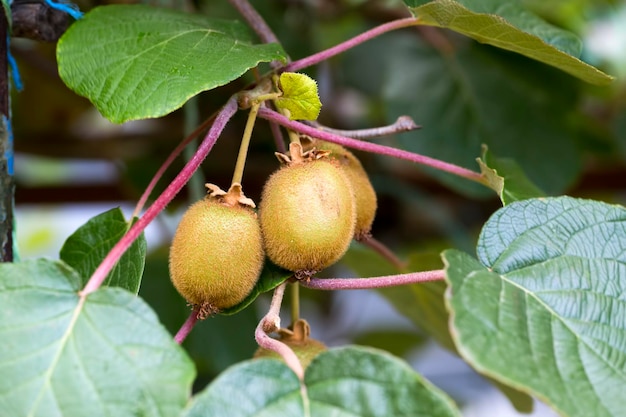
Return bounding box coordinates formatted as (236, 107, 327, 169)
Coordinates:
(169, 198, 264, 312)
(259, 159, 356, 273)
(311, 141, 377, 239)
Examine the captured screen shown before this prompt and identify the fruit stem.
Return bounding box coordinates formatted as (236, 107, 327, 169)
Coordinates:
(358, 234, 407, 271)
(131, 112, 217, 219)
(284, 17, 419, 72)
(300, 269, 445, 290)
(81, 97, 239, 296)
(232, 102, 260, 186)
(307, 115, 420, 140)
(255, 282, 305, 380)
(174, 305, 202, 344)
(290, 282, 300, 324)
(258, 107, 488, 186)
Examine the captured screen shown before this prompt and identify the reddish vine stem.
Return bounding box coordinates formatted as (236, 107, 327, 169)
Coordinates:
(285, 17, 419, 72)
(132, 113, 217, 219)
(174, 305, 202, 344)
(255, 282, 305, 380)
(301, 269, 445, 290)
(80, 97, 239, 296)
(257, 108, 487, 185)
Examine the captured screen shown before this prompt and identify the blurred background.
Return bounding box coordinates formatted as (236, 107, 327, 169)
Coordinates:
(11, 0, 626, 415)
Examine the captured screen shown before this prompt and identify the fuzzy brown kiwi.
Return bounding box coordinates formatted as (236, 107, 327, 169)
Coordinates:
(259, 143, 356, 275)
(312, 141, 377, 239)
(168, 184, 264, 316)
(254, 319, 327, 369)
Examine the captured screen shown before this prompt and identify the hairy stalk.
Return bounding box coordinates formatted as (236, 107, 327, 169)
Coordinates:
(174, 305, 202, 344)
(255, 282, 305, 379)
(307, 115, 420, 140)
(232, 102, 260, 185)
(81, 97, 238, 296)
(132, 113, 217, 219)
(285, 17, 418, 72)
(258, 108, 487, 185)
(301, 269, 445, 290)
(358, 234, 407, 271)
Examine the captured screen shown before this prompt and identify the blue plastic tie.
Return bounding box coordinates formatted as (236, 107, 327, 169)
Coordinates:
(6, 45, 23, 92)
(3, 116, 13, 175)
(44, 0, 84, 20)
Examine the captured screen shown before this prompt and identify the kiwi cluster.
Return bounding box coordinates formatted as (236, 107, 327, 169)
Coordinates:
(168, 139, 378, 311)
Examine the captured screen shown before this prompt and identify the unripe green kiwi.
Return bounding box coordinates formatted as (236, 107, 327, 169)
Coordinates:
(259, 144, 356, 274)
(254, 319, 327, 369)
(169, 185, 264, 315)
(313, 141, 377, 239)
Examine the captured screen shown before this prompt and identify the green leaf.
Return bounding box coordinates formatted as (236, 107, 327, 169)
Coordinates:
(60, 207, 146, 294)
(220, 260, 292, 315)
(341, 246, 535, 413)
(383, 36, 583, 196)
(443, 196, 626, 417)
(306, 347, 461, 416)
(476, 146, 545, 205)
(57, 5, 287, 123)
(183, 359, 304, 417)
(185, 347, 461, 417)
(275, 72, 322, 120)
(407, 0, 613, 85)
(0, 259, 195, 417)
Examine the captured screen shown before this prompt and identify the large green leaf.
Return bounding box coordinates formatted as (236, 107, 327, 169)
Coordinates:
(443, 196, 626, 417)
(57, 5, 287, 123)
(381, 35, 583, 196)
(60, 208, 146, 294)
(341, 246, 535, 413)
(306, 347, 460, 417)
(184, 346, 461, 417)
(406, 0, 612, 85)
(0, 259, 195, 417)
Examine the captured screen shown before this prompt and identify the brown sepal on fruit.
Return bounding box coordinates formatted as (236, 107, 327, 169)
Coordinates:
(275, 142, 330, 166)
(205, 183, 256, 209)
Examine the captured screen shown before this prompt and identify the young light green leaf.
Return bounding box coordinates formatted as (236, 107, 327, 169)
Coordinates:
(185, 346, 461, 417)
(444, 196, 626, 417)
(60, 207, 146, 294)
(274, 72, 322, 120)
(476, 146, 545, 205)
(407, 0, 613, 85)
(0, 259, 195, 417)
(57, 5, 287, 123)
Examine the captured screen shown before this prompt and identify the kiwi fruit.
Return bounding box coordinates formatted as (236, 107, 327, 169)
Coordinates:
(259, 143, 356, 275)
(168, 184, 264, 316)
(311, 140, 377, 239)
(254, 319, 326, 369)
